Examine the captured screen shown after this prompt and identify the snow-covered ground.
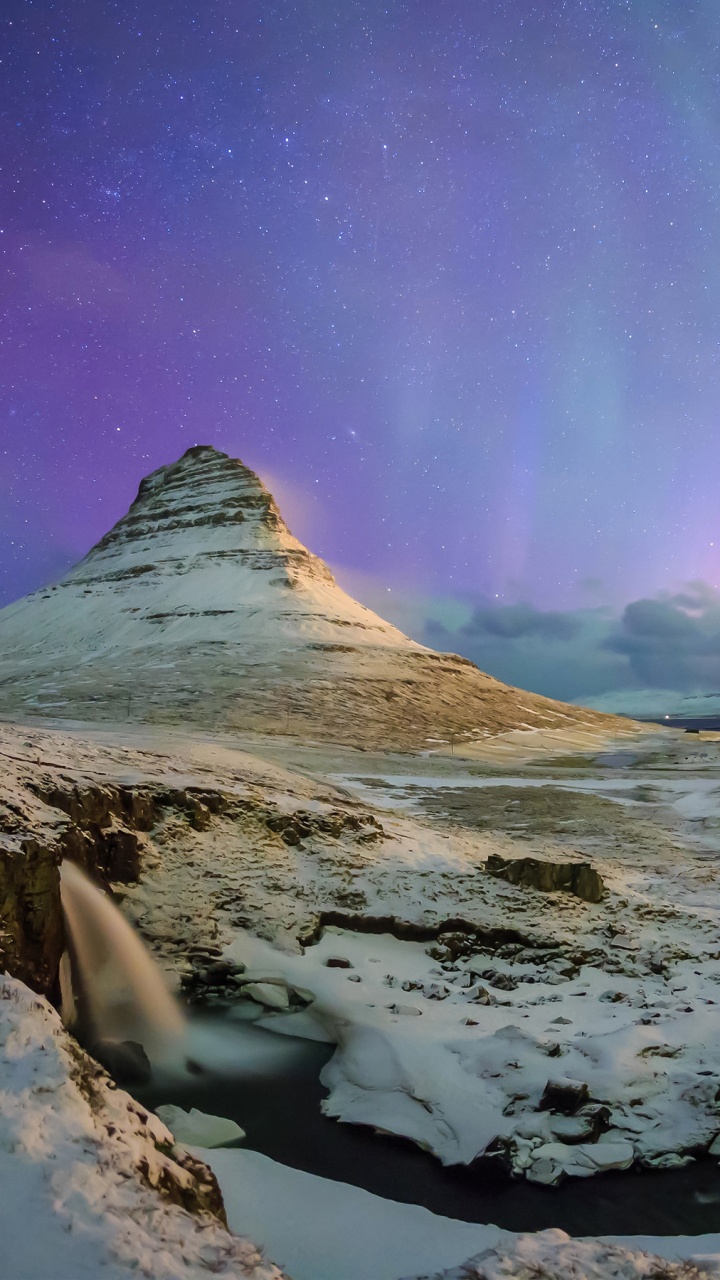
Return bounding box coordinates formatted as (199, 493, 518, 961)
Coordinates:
(0, 977, 287, 1280)
(192, 1146, 720, 1280)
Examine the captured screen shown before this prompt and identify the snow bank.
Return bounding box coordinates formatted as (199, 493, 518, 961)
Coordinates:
(0, 977, 286, 1280)
(401, 1228, 718, 1280)
(199, 1148, 720, 1280)
(197, 1146, 505, 1280)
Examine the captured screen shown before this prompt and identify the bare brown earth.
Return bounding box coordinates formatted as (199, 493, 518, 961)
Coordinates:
(0, 644, 629, 751)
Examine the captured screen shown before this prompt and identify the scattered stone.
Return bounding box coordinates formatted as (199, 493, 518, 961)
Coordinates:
(325, 956, 353, 968)
(549, 1106, 610, 1144)
(243, 981, 290, 1010)
(425, 982, 450, 1000)
(641, 1152, 695, 1171)
(539, 1077, 590, 1115)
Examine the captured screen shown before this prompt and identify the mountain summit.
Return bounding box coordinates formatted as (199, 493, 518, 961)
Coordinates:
(0, 446, 617, 745)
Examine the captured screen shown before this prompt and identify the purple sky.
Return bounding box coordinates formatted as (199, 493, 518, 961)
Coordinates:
(3, 1, 720, 698)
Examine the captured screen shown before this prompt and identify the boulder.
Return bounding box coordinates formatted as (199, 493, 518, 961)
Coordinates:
(486, 854, 605, 903)
(88, 1038, 152, 1086)
(243, 981, 290, 1011)
(539, 1077, 590, 1115)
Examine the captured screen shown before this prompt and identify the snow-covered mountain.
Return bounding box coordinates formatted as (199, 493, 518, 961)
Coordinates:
(581, 689, 720, 722)
(0, 446, 620, 745)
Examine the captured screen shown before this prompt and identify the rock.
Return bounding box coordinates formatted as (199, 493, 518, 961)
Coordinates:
(89, 1038, 152, 1085)
(583, 1140, 634, 1170)
(528, 1138, 634, 1184)
(325, 956, 353, 968)
(708, 1132, 720, 1156)
(186, 799, 212, 831)
(549, 1112, 601, 1144)
(154, 1104, 245, 1148)
(486, 854, 605, 903)
(575, 1104, 611, 1139)
(527, 1157, 562, 1185)
(243, 981, 290, 1010)
(539, 1077, 590, 1115)
(388, 1003, 422, 1016)
(205, 960, 245, 981)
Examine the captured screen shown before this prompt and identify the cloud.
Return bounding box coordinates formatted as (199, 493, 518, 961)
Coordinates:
(331, 569, 720, 708)
(604, 583, 720, 690)
(461, 602, 580, 642)
(426, 604, 628, 703)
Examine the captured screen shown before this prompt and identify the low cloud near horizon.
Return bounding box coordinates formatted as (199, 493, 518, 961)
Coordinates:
(335, 570, 720, 709)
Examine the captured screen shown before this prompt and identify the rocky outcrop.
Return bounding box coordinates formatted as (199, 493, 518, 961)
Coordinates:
(486, 853, 605, 902)
(0, 831, 63, 998)
(1, 770, 240, 1001)
(0, 726, 390, 1005)
(0, 445, 627, 748)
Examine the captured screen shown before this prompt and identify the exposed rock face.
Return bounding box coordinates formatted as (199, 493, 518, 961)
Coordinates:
(0, 722, 392, 1002)
(486, 853, 605, 902)
(0, 445, 622, 747)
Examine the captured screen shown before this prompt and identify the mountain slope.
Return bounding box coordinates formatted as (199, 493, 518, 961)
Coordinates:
(0, 446, 621, 746)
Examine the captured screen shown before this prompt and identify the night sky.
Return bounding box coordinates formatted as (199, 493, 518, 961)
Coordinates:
(3, 1, 720, 700)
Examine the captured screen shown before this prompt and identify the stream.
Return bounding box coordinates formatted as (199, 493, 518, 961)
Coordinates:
(135, 1010, 720, 1238)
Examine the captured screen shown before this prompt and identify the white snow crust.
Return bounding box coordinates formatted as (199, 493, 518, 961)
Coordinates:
(0, 976, 286, 1280)
(195, 1147, 720, 1280)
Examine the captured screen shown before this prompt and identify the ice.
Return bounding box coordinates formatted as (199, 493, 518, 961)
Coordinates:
(154, 1104, 245, 1148)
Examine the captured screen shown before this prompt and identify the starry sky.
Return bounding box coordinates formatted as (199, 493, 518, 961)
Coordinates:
(3, 0, 720, 701)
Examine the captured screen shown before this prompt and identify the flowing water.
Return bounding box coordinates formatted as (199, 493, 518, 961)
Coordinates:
(59, 860, 186, 1063)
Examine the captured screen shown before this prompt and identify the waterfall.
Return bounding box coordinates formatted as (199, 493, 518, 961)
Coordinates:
(59, 860, 186, 1065)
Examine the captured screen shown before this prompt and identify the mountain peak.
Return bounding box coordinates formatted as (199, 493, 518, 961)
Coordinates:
(0, 447, 621, 747)
(86, 443, 306, 576)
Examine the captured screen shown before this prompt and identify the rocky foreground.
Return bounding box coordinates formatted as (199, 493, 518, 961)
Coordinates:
(3, 716, 720, 1194)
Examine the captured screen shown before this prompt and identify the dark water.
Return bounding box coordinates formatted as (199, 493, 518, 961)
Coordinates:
(136, 1014, 720, 1237)
(593, 751, 641, 768)
(642, 716, 720, 732)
